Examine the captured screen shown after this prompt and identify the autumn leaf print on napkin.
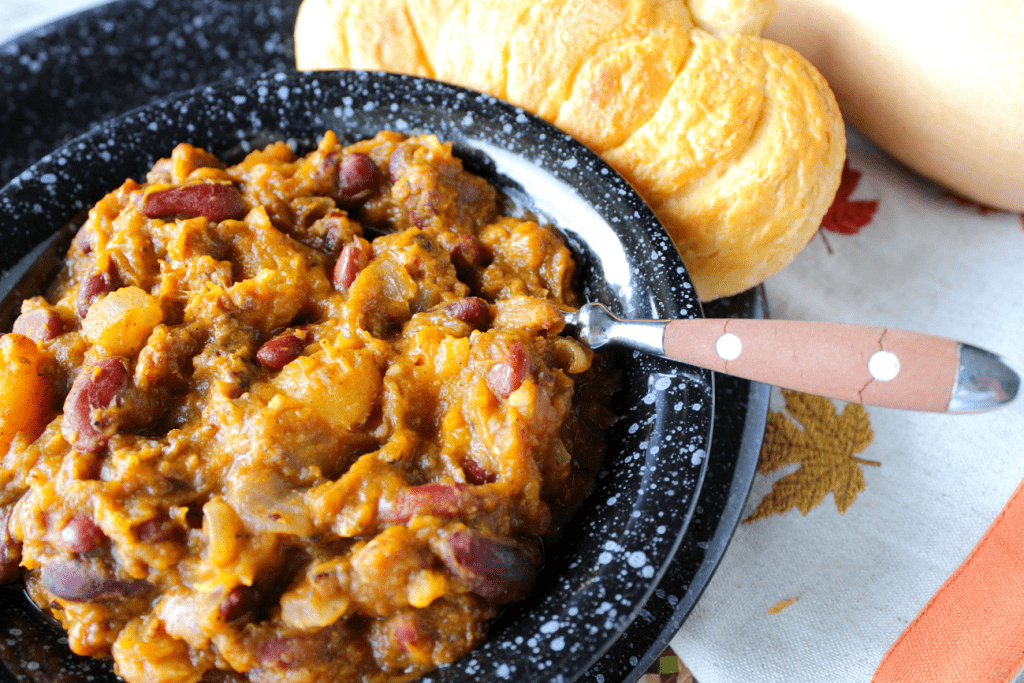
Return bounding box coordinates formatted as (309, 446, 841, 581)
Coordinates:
(943, 190, 1024, 231)
(821, 164, 878, 235)
(745, 389, 877, 522)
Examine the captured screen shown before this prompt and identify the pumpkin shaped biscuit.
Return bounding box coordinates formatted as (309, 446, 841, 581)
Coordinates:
(294, 0, 845, 300)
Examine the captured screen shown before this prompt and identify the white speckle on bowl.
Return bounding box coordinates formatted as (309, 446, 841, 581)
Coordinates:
(627, 551, 648, 569)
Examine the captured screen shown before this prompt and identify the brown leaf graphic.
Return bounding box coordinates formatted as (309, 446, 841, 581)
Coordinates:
(745, 389, 877, 522)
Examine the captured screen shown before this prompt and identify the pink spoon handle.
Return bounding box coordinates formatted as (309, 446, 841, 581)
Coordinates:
(565, 304, 1020, 413)
(660, 318, 1017, 412)
(665, 319, 952, 410)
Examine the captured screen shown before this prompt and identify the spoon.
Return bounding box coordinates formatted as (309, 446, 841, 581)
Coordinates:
(562, 302, 1021, 413)
(4, 227, 1017, 413)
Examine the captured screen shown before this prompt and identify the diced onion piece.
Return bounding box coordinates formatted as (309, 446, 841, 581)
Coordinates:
(202, 497, 244, 570)
(273, 347, 381, 433)
(82, 286, 163, 356)
(407, 569, 448, 608)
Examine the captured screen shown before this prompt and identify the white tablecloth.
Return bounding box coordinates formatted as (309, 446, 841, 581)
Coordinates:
(671, 127, 1024, 683)
(5, 3, 1024, 683)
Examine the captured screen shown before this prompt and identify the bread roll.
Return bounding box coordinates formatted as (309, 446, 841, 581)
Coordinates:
(294, 0, 845, 300)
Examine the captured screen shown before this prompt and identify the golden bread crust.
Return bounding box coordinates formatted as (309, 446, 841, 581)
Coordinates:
(689, 0, 776, 36)
(294, 0, 844, 300)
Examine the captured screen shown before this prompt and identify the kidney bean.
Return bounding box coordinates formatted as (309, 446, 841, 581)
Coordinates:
(379, 483, 470, 524)
(485, 341, 530, 399)
(393, 622, 420, 652)
(257, 630, 332, 670)
(390, 612, 435, 654)
(61, 357, 129, 453)
(433, 529, 540, 603)
(332, 240, 371, 291)
(72, 225, 95, 255)
(387, 146, 413, 185)
(41, 558, 149, 602)
(75, 271, 114, 318)
(12, 309, 66, 342)
(462, 458, 497, 485)
(318, 209, 358, 253)
(255, 333, 307, 370)
(451, 234, 485, 271)
(142, 183, 246, 222)
(134, 511, 185, 544)
(219, 584, 259, 623)
(336, 152, 379, 202)
(59, 515, 106, 554)
(445, 297, 491, 329)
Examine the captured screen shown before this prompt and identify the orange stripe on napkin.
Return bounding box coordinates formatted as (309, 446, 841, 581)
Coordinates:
(873, 476, 1024, 683)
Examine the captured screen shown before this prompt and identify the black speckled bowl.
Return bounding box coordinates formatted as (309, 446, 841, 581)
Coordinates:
(0, 69, 714, 682)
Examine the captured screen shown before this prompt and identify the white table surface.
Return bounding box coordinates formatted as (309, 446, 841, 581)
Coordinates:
(4, 3, 1024, 683)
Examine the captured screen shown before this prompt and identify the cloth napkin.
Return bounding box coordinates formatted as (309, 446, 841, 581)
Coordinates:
(873, 474, 1024, 682)
(671, 127, 1024, 683)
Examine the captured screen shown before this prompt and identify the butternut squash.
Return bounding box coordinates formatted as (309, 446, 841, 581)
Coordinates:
(765, 0, 1024, 211)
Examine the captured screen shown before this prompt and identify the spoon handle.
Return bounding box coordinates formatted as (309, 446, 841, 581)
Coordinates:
(662, 318, 1020, 413)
